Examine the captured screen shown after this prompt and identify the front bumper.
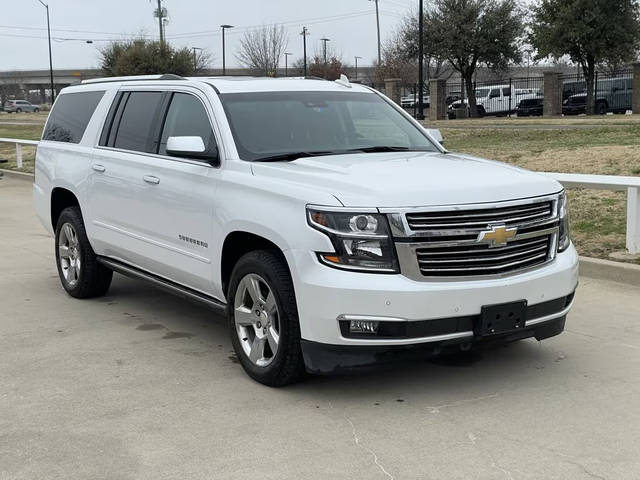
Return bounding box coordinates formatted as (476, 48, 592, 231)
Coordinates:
(286, 243, 579, 348)
(301, 313, 569, 374)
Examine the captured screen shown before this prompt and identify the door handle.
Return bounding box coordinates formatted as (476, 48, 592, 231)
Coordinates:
(143, 175, 160, 185)
(92, 164, 106, 173)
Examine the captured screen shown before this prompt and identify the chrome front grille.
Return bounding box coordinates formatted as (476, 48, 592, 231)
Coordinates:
(416, 235, 552, 276)
(386, 195, 561, 280)
(405, 201, 554, 232)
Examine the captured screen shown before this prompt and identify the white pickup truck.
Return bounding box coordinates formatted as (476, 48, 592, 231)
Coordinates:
(449, 85, 541, 117)
(33, 74, 578, 385)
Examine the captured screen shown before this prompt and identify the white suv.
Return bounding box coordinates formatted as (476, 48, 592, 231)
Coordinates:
(34, 74, 578, 385)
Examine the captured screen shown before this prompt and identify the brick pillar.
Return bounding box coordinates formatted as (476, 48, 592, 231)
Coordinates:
(384, 78, 402, 105)
(428, 78, 447, 121)
(543, 71, 563, 117)
(633, 63, 640, 115)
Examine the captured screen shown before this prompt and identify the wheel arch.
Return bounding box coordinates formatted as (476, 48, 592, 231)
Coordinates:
(50, 187, 81, 231)
(220, 231, 292, 299)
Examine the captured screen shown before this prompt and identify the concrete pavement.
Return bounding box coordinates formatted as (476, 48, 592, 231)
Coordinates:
(1, 176, 640, 480)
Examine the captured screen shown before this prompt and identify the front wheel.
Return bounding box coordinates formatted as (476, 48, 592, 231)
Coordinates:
(227, 250, 305, 386)
(55, 207, 113, 298)
(596, 102, 608, 115)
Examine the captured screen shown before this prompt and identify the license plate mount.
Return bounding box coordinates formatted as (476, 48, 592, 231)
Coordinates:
(477, 300, 527, 336)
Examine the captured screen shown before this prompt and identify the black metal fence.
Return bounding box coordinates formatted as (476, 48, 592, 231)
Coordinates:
(431, 68, 634, 119)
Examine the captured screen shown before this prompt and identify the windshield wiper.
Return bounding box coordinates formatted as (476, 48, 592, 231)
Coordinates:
(253, 151, 333, 162)
(349, 146, 411, 153)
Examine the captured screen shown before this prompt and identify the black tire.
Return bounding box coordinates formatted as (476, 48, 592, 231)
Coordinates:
(596, 101, 608, 115)
(34, 108, 40, 113)
(16, 108, 22, 113)
(54, 206, 113, 298)
(227, 250, 305, 386)
(477, 105, 486, 117)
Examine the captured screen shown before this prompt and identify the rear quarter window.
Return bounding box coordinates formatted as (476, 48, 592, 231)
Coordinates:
(43, 91, 105, 143)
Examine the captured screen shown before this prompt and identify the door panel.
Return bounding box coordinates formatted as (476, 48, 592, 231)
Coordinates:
(86, 89, 218, 293)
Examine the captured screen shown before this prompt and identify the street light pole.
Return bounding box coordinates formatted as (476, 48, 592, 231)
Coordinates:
(37, 0, 55, 104)
(192, 47, 202, 73)
(284, 52, 292, 77)
(220, 25, 234, 75)
(320, 38, 330, 65)
(369, 0, 381, 65)
(354, 56, 362, 81)
(300, 27, 309, 77)
(417, 0, 425, 120)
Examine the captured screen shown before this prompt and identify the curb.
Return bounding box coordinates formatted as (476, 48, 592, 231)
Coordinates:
(579, 256, 640, 287)
(0, 168, 34, 181)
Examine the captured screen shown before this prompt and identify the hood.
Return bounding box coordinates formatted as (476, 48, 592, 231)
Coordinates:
(251, 151, 562, 208)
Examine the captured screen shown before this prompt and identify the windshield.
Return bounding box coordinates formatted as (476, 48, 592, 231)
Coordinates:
(475, 88, 490, 98)
(219, 91, 439, 161)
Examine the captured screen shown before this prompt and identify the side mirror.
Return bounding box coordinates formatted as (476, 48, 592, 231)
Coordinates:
(425, 128, 444, 145)
(166, 136, 218, 165)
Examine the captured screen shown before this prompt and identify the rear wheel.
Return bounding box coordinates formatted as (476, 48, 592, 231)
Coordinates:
(34, 108, 40, 113)
(16, 108, 22, 113)
(227, 250, 305, 386)
(55, 207, 113, 298)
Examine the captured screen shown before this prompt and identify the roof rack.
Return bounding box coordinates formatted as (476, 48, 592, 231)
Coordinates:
(81, 74, 185, 85)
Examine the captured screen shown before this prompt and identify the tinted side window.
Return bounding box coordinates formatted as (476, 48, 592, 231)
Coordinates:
(114, 92, 164, 153)
(159, 93, 215, 156)
(42, 91, 105, 143)
(502, 87, 511, 97)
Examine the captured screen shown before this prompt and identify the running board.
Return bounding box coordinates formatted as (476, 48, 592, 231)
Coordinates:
(97, 257, 227, 313)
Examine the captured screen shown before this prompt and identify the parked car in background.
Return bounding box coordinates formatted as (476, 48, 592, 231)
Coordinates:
(516, 95, 544, 117)
(3, 100, 40, 113)
(401, 94, 430, 109)
(562, 94, 588, 115)
(448, 85, 539, 118)
(563, 77, 632, 115)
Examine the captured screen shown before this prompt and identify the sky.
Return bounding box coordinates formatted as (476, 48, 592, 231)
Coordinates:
(1, 0, 415, 71)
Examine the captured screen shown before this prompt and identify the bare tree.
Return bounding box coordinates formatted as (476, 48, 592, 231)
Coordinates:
(309, 46, 346, 80)
(236, 25, 289, 77)
(194, 49, 214, 74)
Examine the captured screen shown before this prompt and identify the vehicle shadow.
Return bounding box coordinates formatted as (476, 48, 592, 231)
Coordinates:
(106, 275, 562, 403)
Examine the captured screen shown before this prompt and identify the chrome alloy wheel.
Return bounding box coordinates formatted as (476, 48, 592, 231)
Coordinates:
(234, 274, 281, 367)
(58, 223, 81, 287)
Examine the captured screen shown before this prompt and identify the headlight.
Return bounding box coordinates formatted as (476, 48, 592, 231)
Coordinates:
(307, 207, 399, 273)
(558, 192, 571, 252)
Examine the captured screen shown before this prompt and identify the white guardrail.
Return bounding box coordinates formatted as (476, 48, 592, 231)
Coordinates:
(0, 137, 39, 169)
(0, 138, 638, 254)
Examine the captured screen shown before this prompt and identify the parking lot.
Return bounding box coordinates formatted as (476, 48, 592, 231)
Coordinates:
(2, 175, 640, 480)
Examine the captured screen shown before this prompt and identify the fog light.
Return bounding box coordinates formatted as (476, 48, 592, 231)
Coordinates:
(349, 320, 379, 334)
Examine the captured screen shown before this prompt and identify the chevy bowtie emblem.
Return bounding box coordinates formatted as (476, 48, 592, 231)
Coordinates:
(477, 224, 518, 247)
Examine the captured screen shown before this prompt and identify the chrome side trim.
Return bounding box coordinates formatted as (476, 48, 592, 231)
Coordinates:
(97, 257, 227, 312)
(525, 300, 574, 327)
(339, 330, 475, 345)
(93, 220, 211, 264)
(337, 314, 408, 323)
